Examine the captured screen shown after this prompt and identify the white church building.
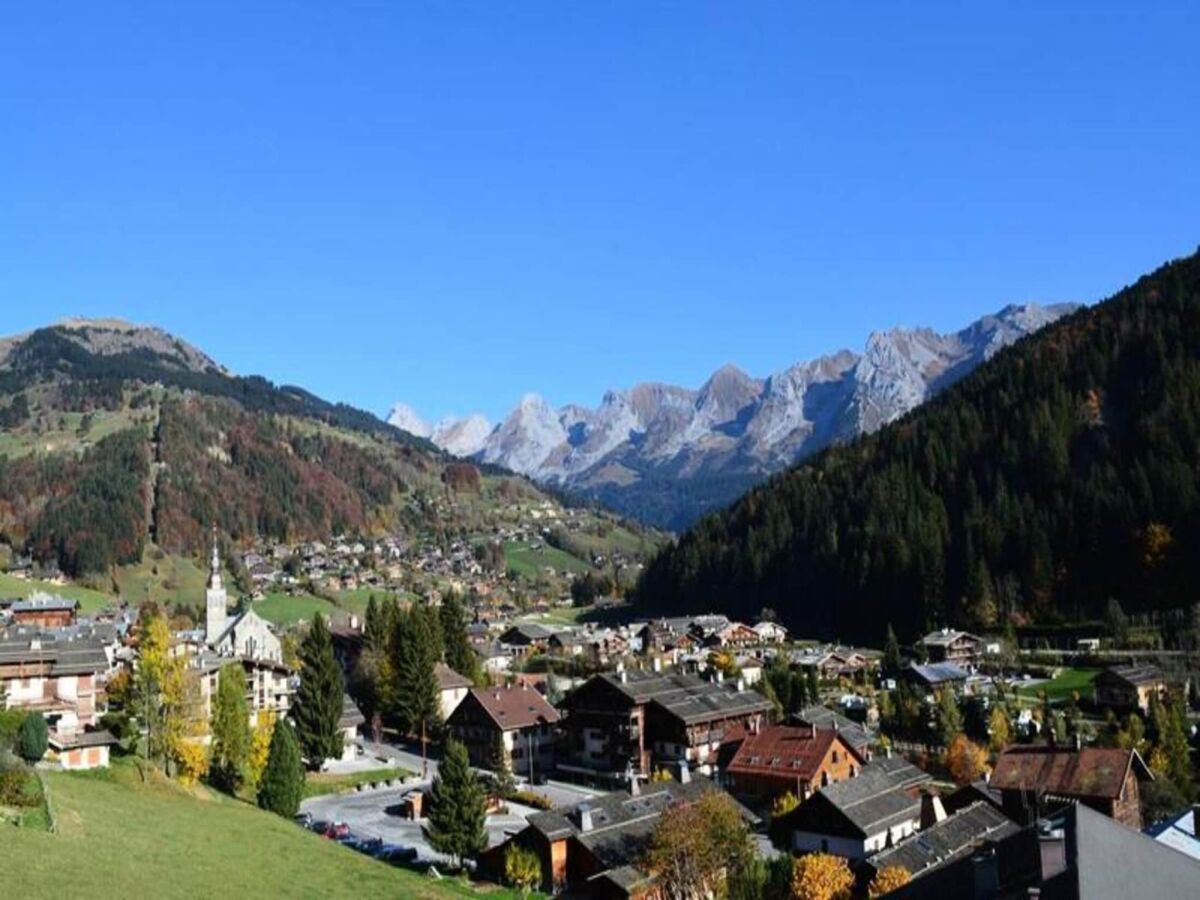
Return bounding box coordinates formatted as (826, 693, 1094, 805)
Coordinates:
(205, 537, 283, 664)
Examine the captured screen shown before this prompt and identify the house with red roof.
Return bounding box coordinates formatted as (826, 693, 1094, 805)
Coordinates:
(990, 744, 1152, 830)
(723, 723, 868, 809)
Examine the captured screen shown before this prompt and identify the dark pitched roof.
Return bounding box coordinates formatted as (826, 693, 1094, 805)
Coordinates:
(726, 725, 864, 781)
(0, 634, 109, 676)
(11, 596, 78, 613)
(867, 802, 1019, 877)
(1096, 664, 1165, 687)
(459, 685, 560, 731)
(790, 705, 872, 752)
(49, 728, 119, 750)
(782, 756, 931, 838)
(906, 662, 969, 684)
(596, 670, 771, 725)
(433, 661, 472, 691)
(990, 746, 1151, 801)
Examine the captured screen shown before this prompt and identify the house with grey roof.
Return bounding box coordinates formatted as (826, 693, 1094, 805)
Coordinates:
(479, 772, 757, 898)
(771, 755, 932, 860)
(862, 800, 1019, 884)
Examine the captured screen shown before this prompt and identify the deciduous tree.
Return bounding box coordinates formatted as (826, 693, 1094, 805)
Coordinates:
(946, 734, 989, 785)
(643, 791, 755, 900)
(210, 664, 250, 791)
(869, 865, 912, 897)
(791, 852, 854, 900)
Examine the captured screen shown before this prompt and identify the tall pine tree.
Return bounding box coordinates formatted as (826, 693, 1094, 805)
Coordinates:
(440, 591, 481, 683)
(292, 613, 344, 768)
(393, 605, 441, 740)
(425, 738, 488, 868)
(257, 717, 305, 818)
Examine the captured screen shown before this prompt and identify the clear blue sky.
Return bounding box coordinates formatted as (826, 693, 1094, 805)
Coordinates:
(2, 3, 1197, 425)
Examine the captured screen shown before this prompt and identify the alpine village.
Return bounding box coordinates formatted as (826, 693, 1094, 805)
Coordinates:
(0, 249, 1198, 900)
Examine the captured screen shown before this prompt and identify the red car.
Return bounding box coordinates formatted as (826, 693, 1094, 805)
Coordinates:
(322, 822, 350, 840)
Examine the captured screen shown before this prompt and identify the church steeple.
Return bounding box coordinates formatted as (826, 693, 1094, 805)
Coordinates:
(205, 524, 228, 645)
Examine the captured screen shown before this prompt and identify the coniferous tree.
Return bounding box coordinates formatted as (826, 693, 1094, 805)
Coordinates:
(440, 591, 480, 682)
(210, 663, 251, 791)
(363, 595, 386, 654)
(292, 613, 344, 768)
(805, 670, 820, 707)
(491, 729, 516, 797)
(424, 738, 487, 868)
(16, 712, 48, 763)
(393, 606, 441, 740)
(883, 624, 903, 675)
(257, 717, 305, 818)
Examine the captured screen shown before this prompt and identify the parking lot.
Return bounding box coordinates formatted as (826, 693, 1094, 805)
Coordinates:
(299, 770, 602, 868)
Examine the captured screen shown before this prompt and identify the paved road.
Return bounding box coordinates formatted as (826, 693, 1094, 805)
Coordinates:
(303, 740, 603, 866)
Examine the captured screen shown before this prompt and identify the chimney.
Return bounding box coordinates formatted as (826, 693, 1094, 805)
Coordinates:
(884, 745, 892, 759)
(919, 791, 947, 829)
(620, 670, 628, 684)
(629, 776, 641, 797)
(652, 656, 662, 673)
(736, 677, 745, 693)
(716, 670, 724, 684)
(579, 804, 593, 832)
(677, 762, 691, 784)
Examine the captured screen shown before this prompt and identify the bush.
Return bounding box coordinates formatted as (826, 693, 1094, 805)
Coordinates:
(504, 844, 542, 894)
(508, 789, 554, 811)
(0, 709, 28, 748)
(16, 714, 49, 764)
(0, 757, 43, 808)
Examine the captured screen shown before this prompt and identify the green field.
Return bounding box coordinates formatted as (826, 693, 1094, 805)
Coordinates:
(503, 542, 592, 577)
(113, 550, 210, 609)
(254, 591, 338, 626)
(1017, 667, 1101, 702)
(0, 572, 114, 612)
(6, 761, 522, 900)
(335, 587, 418, 617)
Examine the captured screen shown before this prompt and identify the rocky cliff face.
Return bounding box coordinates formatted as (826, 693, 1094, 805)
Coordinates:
(399, 302, 1080, 528)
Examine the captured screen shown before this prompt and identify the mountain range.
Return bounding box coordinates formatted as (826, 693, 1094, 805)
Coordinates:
(633, 250, 1200, 643)
(392, 302, 1079, 529)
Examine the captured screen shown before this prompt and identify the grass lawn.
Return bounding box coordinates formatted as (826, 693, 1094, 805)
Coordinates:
(303, 767, 411, 799)
(254, 591, 337, 626)
(0, 572, 114, 612)
(1017, 667, 1101, 702)
(503, 542, 592, 577)
(335, 587, 418, 617)
(113, 550, 210, 609)
(6, 759, 523, 900)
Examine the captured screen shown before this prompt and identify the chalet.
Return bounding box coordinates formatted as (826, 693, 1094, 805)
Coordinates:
(1093, 664, 1169, 713)
(752, 620, 788, 644)
(860, 800, 1019, 886)
(9, 595, 78, 628)
(723, 723, 868, 809)
(903, 661, 969, 693)
(446, 685, 560, 780)
(789, 705, 873, 757)
(771, 756, 932, 860)
(0, 633, 112, 769)
(920, 629, 983, 669)
(434, 661, 472, 721)
(703, 621, 760, 650)
(792, 649, 868, 680)
(560, 670, 771, 781)
(990, 744, 1152, 830)
(499, 623, 556, 656)
(479, 773, 757, 898)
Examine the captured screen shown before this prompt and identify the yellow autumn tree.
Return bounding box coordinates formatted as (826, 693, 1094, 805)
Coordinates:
(792, 852, 854, 900)
(246, 709, 277, 791)
(946, 734, 989, 785)
(987, 706, 1012, 753)
(161, 650, 209, 785)
(772, 790, 800, 818)
(868, 865, 912, 897)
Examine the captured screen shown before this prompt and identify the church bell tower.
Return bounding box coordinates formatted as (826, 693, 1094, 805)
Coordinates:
(205, 526, 228, 645)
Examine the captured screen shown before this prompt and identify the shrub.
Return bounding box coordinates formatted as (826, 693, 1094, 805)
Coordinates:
(508, 789, 554, 811)
(16, 714, 48, 764)
(504, 844, 542, 894)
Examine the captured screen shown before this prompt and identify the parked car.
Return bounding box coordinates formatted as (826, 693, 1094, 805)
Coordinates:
(294, 812, 313, 828)
(322, 822, 351, 840)
(375, 845, 419, 865)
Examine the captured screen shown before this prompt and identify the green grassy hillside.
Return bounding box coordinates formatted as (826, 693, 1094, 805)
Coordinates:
(8, 761, 521, 900)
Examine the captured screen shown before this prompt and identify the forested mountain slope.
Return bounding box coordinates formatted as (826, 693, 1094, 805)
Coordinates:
(0, 320, 654, 580)
(634, 250, 1200, 644)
